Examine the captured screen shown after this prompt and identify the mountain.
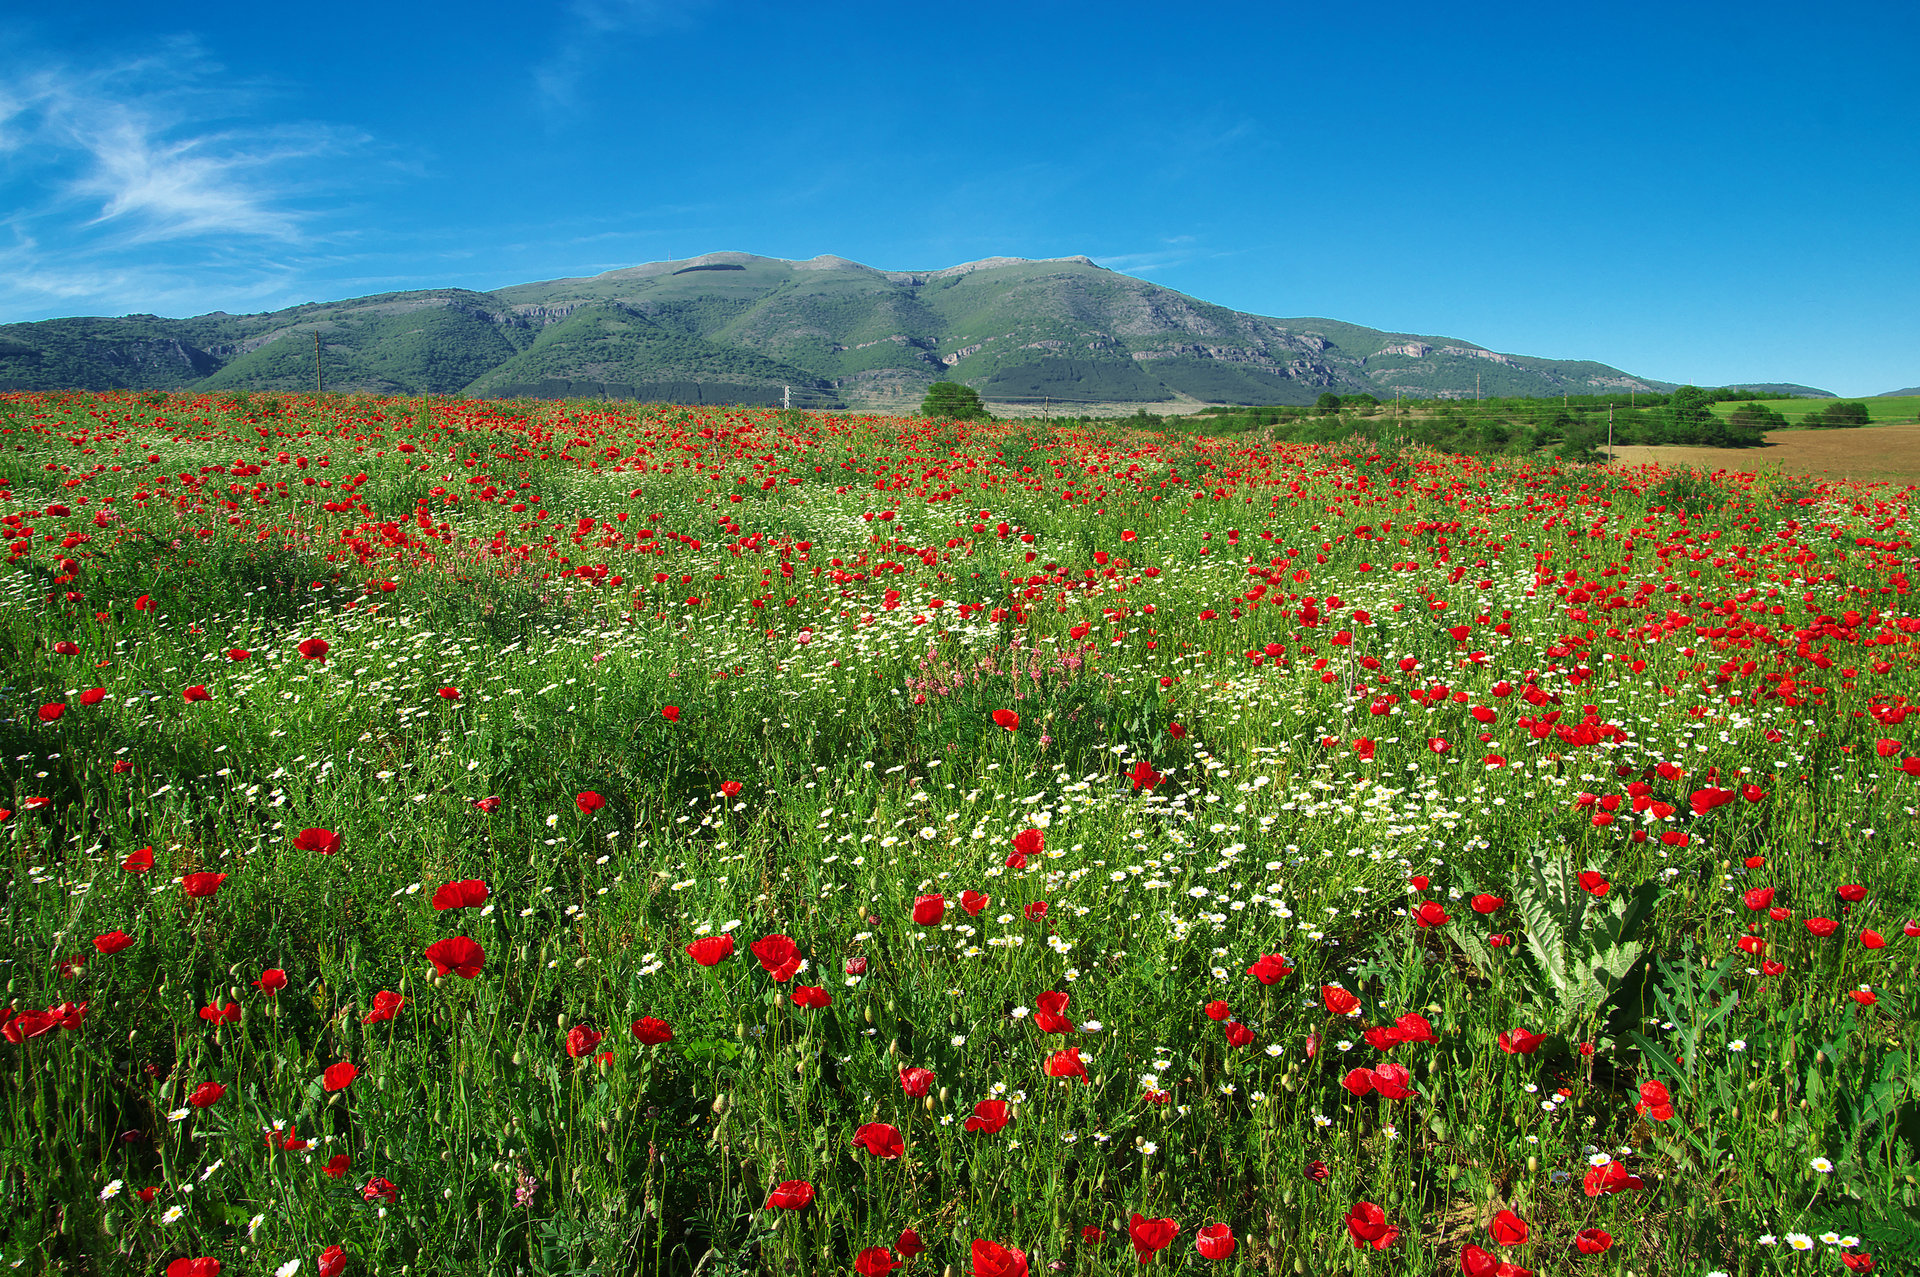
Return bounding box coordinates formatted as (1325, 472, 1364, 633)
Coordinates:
(1879, 387, 1920, 398)
(1, 252, 1672, 409)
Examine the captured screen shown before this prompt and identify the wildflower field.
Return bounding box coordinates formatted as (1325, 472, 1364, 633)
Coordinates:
(2, 391, 1917, 1277)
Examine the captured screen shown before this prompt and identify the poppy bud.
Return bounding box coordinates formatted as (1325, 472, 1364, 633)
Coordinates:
(712, 1094, 729, 1114)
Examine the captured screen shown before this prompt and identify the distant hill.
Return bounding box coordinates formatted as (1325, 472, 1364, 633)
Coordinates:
(1, 252, 1683, 409)
(1880, 387, 1920, 398)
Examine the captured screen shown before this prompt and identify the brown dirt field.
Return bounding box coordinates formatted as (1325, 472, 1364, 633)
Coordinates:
(1605, 421, 1920, 486)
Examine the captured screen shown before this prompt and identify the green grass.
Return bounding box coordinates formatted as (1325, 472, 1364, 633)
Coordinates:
(1709, 395, 1920, 426)
(0, 392, 1916, 1276)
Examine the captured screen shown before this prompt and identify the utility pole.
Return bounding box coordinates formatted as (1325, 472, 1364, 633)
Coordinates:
(1607, 404, 1615, 465)
(783, 385, 790, 411)
(1476, 371, 1481, 401)
(314, 331, 323, 396)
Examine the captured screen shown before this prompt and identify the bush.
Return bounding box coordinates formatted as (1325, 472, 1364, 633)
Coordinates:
(920, 381, 991, 421)
(1806, 401, 1870, 428)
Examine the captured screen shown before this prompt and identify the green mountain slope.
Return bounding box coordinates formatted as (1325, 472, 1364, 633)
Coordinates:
(0, 252, 1689, 407)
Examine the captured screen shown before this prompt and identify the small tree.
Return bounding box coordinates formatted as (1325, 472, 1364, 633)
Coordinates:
(921, 381, 991, 421)
(1807, 402, 1869, 428)
(1314, 391, 1342, 416)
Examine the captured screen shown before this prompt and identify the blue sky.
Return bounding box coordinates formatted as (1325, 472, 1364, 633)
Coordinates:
(2, 1, 1914, 395)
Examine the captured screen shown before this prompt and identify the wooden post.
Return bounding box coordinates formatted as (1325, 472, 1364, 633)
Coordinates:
(314, 331, 323, 396)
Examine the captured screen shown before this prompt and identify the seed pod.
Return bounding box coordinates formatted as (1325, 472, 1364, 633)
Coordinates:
(1526, 1155, 1539, 1174)
(863, 1006, 873, 1024)
(937, 1087, 949, 1104)
(712, 1094, 729, 1115)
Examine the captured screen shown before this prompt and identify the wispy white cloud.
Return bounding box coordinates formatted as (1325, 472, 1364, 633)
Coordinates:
(534, 1, 710, 112)
(0, 40, 366, 318)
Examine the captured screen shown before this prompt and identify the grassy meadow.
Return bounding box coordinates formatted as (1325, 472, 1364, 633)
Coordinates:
(1707, 397, 1920, 428)
(1, 391, 1917, 1276)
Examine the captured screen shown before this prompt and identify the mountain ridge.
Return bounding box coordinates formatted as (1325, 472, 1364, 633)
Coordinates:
(0, 252, 1785, 408)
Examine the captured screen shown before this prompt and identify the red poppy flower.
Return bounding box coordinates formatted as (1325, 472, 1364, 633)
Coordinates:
(853, 1121, 904, 1158)
(1011, 827, 1044, 864)
(575, 790, 606, 814)
(1861, 929, 1886, 949)
(791, 985, 831, 1008)
(1321, 985, 1360, 1017)
(1128, 1213, 1179, 1260)
(1224, 1021, 1255, 1047)
(1364, 1024, 1403, 1051)
(1247, 952, 1293, 984)
(1850, 990, 1878, 1006)
(227, 649, 251, 661)
(182, 872, 226, 898)
(1743, 886, 1775, 911)
(1577, 871, 1610, 896)
(362, 1177, 399, 1204)
(38, 702, 66, 723)
(1837, 883, 1868, 903)
(961, 890, 989, 916)
(253, 968, 288, 995)
(1470, 893, 1504, 913)
(1305, 1160, 1330, 1182)
(362, 991, 404, 1024)
(122, 847, 154, 873)
(685, 935, 734, 966)
(1636, 1080, 1675, 1121)
(182, 685, 210, 702)
(625, 1013, 672, 1044)
(1689, 787, 1734, 815)
(438, 687, 460, 699)
(896, 1228, 925, 1258)
(298, 638, 331, 662)
(899, 1066, 935, 1097)
(764, 1179, 813, 1211)
(93, 930, 134, 955)
(1043, 1046, 1088, 1081)
(200, 1002, 241, 1025)
(1023, 901, 1048, 920)
(1128, 758, 1163, 791)
(1497, 1028, 1546, 1055)
(317, 1246, 347, 1277)
(1574, 1228, 1613, 1254)
(1487, 1209, 1529, 1247)
(965, 1099, 1010, 1134)
(1583, 1159, 1643, 1196)
(971, 1239, 1029, 1277)
(322, 1061, 359, 1091)
(473, 796, 501, 813)
(565, 1025, 602, 1058)
(1344, 1201, 1398, 1251)
(1413, 900, 1450, 927)
(1370, 1061, 1415, 1098)
(1394, 1012, 1436, 1044)
(186, 1081, 226, 1108)
(1032, 990, 1073, 1033)
(322, 1153, 351, 1178)
(165, 1259, 221, 1277)
(1194, 1223, 1235, 1260)
(661, 705, 681, 722)
(431, 879, 489, 910)
(750, 933, 802, 980)
(911, 894, 945, 925)
(79, 688, 106, 706)
(721, 780, 743, 798)
(293, 827, 341, 855)
(854, 1248, 902, 1277)
(1806, 916, 1839, 938)
(134, 594, 153, 611)
(1839, 1255, 1875, 1274)
(424, 936, 485, 978)
(992, 708, 1019, 732)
